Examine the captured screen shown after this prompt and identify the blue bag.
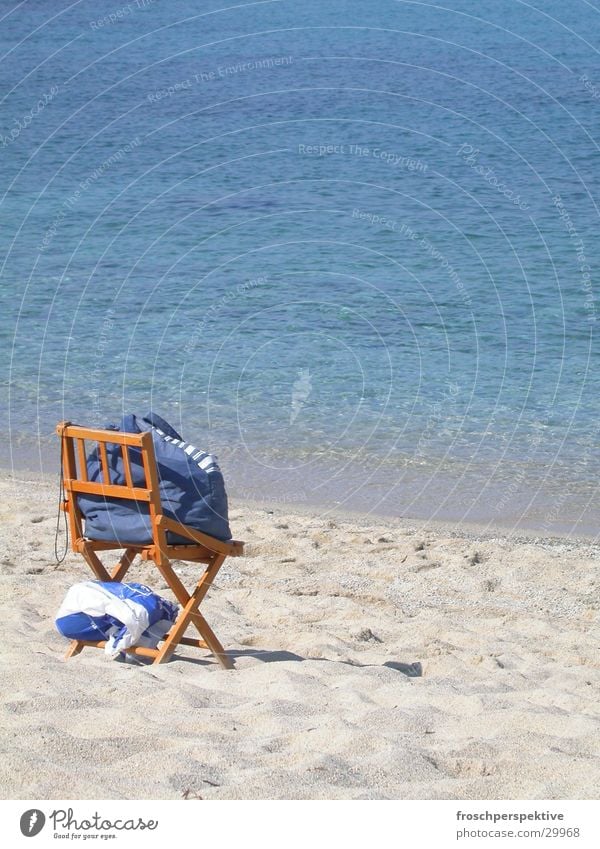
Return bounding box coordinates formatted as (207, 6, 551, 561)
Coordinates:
(77, 412, 231, 544)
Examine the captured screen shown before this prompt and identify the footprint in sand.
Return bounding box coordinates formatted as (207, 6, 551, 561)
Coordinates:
(412, 561, 442, 573)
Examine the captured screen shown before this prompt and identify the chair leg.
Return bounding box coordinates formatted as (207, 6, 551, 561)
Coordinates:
(152, 591, 232, 667)
(65, 640, 84, 659)
(110, 547, 136, 582)
(190, 610, 233, 669)
(64, 547, 136, 662)
(152, 597, 196, 664)
(151, 554, 232, 667)
(185, 556, 231, 667)
(81, 546, 112, 582)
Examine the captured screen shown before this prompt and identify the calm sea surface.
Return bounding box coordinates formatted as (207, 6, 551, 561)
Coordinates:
(1, 0, 599, 535)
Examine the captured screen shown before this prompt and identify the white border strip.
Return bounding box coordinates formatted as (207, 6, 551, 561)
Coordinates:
(0, 800, 598, 848)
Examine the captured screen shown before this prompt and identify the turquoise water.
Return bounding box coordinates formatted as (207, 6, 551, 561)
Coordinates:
(1, 0, 599, 534)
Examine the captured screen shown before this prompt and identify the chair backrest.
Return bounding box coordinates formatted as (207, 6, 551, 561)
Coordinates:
(56, 420, 163, 547)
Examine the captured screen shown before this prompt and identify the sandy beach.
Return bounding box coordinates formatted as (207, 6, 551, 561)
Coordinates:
(0, 471, 598, 800)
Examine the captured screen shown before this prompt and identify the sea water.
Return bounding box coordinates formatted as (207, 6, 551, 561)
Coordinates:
(1, 0, 598, 535)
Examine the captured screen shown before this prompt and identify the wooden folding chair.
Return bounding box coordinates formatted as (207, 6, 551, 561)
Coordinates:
(56, 421, 244, 667)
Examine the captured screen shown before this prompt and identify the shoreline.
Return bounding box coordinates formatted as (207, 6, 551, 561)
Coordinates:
(5, 422, 600, 540)
(3, 464, 599, 548)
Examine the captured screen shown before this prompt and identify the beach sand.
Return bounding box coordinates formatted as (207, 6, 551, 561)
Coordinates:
(0, 472, 598, 800)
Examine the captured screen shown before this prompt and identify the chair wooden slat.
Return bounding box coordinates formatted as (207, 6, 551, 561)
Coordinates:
(62, 424, 146, 447)
(98, 441, 110, 484)
(75, 438, 88, 482)
(121, 444, 134, 489)
(66, 480, 152, 501)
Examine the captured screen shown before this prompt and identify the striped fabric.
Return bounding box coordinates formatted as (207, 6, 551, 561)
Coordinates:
(55, 581, 180, 659)
(151, 427, 221, 473)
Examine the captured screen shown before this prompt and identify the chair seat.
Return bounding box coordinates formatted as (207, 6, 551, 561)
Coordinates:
(81, 537, 244, 555)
